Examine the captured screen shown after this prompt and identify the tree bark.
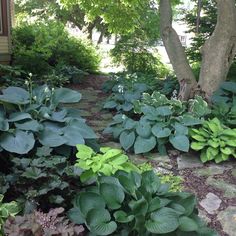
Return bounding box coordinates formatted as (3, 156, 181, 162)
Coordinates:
(159, 0, 197, 100)
(198, 0, 236, 99)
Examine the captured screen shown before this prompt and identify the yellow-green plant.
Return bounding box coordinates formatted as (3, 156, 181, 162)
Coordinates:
(75, 145, 140, 182)
(190, 118, 236, 163)
(0, 195, 19, 233)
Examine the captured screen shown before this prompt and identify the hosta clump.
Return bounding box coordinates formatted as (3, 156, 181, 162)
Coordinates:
(211, 81, 236, 127)
(0, 85, 97, 154)
(4, 208, 84, 235)
(0, 147, 82, 212)
(0, 195, 19, 233)
(69, 170, 215, 236)
(191, 118, 236, 163)
(104, 82, 149, 113)
(76, 144, 139, 182)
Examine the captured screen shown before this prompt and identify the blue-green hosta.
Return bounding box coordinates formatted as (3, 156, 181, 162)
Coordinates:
(190, 118, 236, 163)
(0, 86, 97, 154)
(76, 144, 140, 182)
(68, 171, 216, 236)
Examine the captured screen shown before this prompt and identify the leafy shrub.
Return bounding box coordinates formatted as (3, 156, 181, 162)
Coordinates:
(211, 81, 236, 127)
(190, 118, 236, 163)
(0, 195, 19, 233)
(76, 145, 139, 182)
(0, 147, 83, 212)
(12, 22, 100, 76)
(104, 94, 208, 154)
(69, 170, 215, 235)
(4, 208, 84, 235)
(111, 38, 169, 77)
(0, 85, 97, 154)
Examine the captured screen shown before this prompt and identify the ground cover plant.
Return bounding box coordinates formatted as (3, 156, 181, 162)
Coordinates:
(0, 85, 97, 155)
(68, 170, 215, 236)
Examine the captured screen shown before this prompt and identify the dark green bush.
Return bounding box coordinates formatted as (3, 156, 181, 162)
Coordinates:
(12, 22, 100, 76)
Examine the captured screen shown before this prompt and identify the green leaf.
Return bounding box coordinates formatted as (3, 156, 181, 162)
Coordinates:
(113, 210, 134, 223)
(104, 100, 117, 109)
(191, 134, 206, 142)
(100, 183, 125, 210)
(200, 151, 208, 163)
(22, 167, 47, 179)
(178, 195, 196, 216)
(134, 136, 156, 154)
(52, 88, 82, 104)
(8, 112, 32, 122)
(75, 192, 106, 216)
(128, 197, 148, 216)
(136, 121, 152, 138)
(191, 142, 205, 151)
(68, 207, 85, 224)
(80, 170, 95, 182)
(145, 207, 179, 234)
(63, 126, 85, 146)
(179, 216, 198, 232)
(86, 208, 117, 235)
(119, 131, 135, 150)
(38, 130, 65, 147)
(156, 106, 172, 116)
(152, 125, 171, 138)
(170, 135, 189, 152)
(181, 115, 202, 126)
(0, 117, 9, 131)
(148, 197, 161, 212)
(15, 120, 41, 132)
(174, 123, 188, 135)
(141, 171, 161, 194)
(0, 130, 35, 154)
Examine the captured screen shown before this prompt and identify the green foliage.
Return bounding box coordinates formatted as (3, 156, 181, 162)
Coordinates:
(76, 145, 140, 182)
(68, 170, 215, 235)
(190, 118, 236, 163)
(0, 195, 19, 233)
(211, 82, 236, 127)
(12, 22, 100, 76)
(0, 85, 97, 154)
(0, 146, 82, 212)
(138, 163, 183, 192)
(4, 207, 84, 235)
(104, 93, 208, 154)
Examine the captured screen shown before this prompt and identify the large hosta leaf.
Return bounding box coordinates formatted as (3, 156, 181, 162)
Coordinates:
(134, 136, 156, 154)
(0, 117, 9, 131)
(119, 131, 135, 151)
(15, 120, 42, 132)
(38, 130, 65, 147)
(52, 88, 81, 104)
(0, 130, 35, 154)
(0, 87, 29, 105)
(170, 135, 189, 152)
(145, 207, 179, 234)
(86, 208, 117, 235)
(8, 112, 32, 122)
(63, 127, 85, 146)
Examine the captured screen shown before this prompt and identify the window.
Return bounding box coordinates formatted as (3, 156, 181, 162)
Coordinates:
(179, 35, 187, 46)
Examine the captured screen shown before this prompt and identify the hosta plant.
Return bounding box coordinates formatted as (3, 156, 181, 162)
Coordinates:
(68, 170, 215, 236)
(0, 85, 97, 154)
(190, 118, 236, 163)
(76, 144, 140, 182)
(4, 208, 84, 236)
(0, 195, 19, 233)
(104, 106, 202, 154)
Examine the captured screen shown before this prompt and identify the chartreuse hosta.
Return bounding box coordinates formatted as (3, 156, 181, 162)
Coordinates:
(68, 171, 216, 236)
(190, 118, 236, 163)
(75, 144, 140, 182)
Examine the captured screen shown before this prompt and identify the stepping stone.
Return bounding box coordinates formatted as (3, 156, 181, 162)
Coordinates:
(79, 110, 92, 117)
(144, 153, 170, 163)
(101, 113, 113, 120)
(177, 154, 203, 170)
(194, 165, 226, 177)
(206, 177, 236, 198)
(217, 207, 236, 236)
(231, 169, 236, 178)
(128, 154, 146, 164)
(198, 210, 211, 224)
(101, 141, 121, 149)
(200, 193, 222, 214)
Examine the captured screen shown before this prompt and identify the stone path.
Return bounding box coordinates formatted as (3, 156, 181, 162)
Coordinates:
(70, 77, 236, 236)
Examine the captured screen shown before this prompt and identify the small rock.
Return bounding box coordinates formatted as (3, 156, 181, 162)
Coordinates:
(200, 193, 222, 214)
(198, 209, 211, 224)
(217, 207, 236, 236)
(194, 165, 225, 177)
(153, 167, 172, 175)
(206, 177, 236, 199)
(143, 153, 170, 163)
(231, 169, 236, 178)
(177, 154, 203, 170)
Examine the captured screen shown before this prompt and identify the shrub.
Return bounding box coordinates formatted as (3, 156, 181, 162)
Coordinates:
(68, 170, 215, 235)
(12, 22, 100, 76)
(0, 85, 97, 155)
(4, 208, 84, 235)
(190, 118, 236, 163)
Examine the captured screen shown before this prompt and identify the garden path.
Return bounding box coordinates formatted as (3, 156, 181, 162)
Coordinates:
(70, 76, 236, 236)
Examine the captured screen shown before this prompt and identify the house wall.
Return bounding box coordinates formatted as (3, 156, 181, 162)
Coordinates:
(0, 0, 12, 64)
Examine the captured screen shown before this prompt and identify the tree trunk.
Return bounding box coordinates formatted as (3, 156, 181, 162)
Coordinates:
(159, 0, 197, 100)
(196, 0, 202, 34)
(198, 0, 236, 100)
